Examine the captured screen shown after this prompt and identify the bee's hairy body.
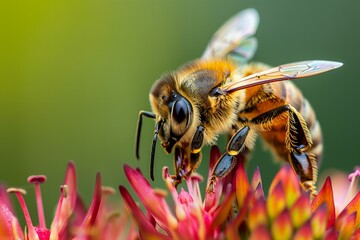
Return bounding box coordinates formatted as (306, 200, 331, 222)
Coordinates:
(150, 59, 321, 193)
(136, 9, 341, 195)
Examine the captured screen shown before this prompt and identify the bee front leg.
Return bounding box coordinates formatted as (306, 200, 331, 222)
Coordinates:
(188, 126, 205, 172)
(206, 126, 250, 193)
(172, 126, 205, 186)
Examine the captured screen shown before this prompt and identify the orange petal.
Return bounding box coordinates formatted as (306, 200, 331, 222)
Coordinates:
(211, 192, 236, 231)
(248, 198, 267, 231)
(235, 161, 249, 207)
(270, 165, 301, 207)
(310, 203, 327, 239)
(311, 177, 335, 229)
(338, 211, 357, 239)
(271, 209, 293, 240)
(290, 193, 311, 228)
(225, 192, 252, 239)
(267, 182, 286, 220)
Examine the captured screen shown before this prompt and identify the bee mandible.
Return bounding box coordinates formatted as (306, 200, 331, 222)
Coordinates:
(135, 9, 342, 195)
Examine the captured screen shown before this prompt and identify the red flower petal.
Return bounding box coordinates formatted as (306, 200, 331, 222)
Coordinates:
(63, 161, 78, 214)
(0, 185, 14, 213)
(250, 167, 262, 192)
(324, 227, 339, 240)
(119, 186, 170, 239)
(253, 182, 265, 200)
(123, 164, 177, 230)
(56, 161, 78, 235)
(293, 221, 312, 240)
(0, 199, 24, 240)
(352, 227, 360, 239)
(34, 227, 50, 240)
(208, 145, 221, 177)
(339, 191, 360, 229)
(79, 172, 102, 228)
(311, 177, 335, 229)
(249, 225, 271, 240)
(205, 146, 225, 211)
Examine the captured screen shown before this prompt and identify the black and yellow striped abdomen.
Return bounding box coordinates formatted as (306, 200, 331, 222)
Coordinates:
(237, 80, 322, 166)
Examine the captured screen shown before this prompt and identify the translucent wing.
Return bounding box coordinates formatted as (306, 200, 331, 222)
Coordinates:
(202, 8, 259, 60)
(228, 37, 257, 64)
(222, 60, 343, 93)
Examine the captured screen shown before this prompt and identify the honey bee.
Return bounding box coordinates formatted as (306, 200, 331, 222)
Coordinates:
(135, 8, 342, 195)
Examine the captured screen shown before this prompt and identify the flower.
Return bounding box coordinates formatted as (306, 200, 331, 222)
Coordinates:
(120, 145, 360, 239)
(120, 146, 240, 239)
(1, 148, 359, 239)
(0, 161, 103, 240)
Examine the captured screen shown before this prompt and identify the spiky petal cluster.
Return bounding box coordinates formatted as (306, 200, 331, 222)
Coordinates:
(0, 161, 103, 240)
(121, 146, 360, 239)
(120, 146, 241, 239)
(245, 165, 360, 239)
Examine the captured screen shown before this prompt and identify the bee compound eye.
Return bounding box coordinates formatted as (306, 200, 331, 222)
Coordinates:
(172, 99, 188, 124)
(170, 98, 192, 137)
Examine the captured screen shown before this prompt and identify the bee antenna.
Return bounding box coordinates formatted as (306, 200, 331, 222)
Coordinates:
(135, 111, 156, 160)
(150, 121, 161, 181)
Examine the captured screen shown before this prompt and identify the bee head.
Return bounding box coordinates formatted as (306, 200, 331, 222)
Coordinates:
(150, 74, 193, 153)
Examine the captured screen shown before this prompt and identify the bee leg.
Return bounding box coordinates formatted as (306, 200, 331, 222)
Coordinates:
(187, 125, 206, 173)
(172, 126, 205, 186)
(284, 105, 318, 195)
(252, 104, 317, 195)
(289, 152, 317, 196)
(191, 126, 205, 154)
(135, 111, 156, 160)
(206, 126, 250, 192)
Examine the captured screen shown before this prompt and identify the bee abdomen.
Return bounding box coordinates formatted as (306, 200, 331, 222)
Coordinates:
(263, 82, 323, 164)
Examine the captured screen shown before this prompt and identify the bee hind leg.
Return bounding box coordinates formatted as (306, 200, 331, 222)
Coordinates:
(285, 105, 318, 196)
(206, 126, 250, 192)
(251, 104, 318, 195)
(289, 152, 318, 196)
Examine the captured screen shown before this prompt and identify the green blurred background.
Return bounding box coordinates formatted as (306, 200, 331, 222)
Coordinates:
(0, 0, 357, 224)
